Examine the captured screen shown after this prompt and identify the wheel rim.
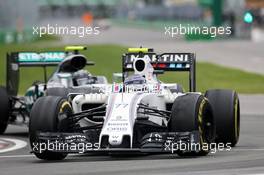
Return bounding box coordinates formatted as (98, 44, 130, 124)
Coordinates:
(57, 101, 72, 131)
(198, 99, 214, 144)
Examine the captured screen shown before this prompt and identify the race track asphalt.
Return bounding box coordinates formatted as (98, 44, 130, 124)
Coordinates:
(0, 106, 263, 175)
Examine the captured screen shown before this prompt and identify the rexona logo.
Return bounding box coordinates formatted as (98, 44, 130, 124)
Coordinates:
(18, 52, 66, 62)
(127, 53, 190, 63)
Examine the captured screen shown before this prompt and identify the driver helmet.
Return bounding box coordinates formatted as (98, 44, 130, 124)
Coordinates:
(73, 70, 93, 86)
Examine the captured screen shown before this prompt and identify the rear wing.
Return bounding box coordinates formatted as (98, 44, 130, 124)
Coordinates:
(14, 52, 66, 66)
(122, 51, 196, 92)
(6, 51, 66, 95)
(6, 46, 94, 96)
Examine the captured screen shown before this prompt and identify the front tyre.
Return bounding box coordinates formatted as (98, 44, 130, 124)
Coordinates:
(0, 87, 10, 134)
(205, 89, 240, 147)
(170, 94, 215, 157)
(29, 96, 72, 160)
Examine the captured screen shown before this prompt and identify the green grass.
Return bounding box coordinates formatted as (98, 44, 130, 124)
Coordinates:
(0, 44, 264, 94)
(33, 34, 60, 42)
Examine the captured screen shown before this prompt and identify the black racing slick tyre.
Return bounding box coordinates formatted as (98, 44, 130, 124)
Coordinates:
(170, 94, 215, 157)
(0, 87, 10, 134)
(29, 96, 72, 160)
(205, 89, 240, 147)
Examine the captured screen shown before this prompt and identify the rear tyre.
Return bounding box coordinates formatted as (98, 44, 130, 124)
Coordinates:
(170, 94, 215, 157)
(0, 87, 10, 134)
(205, 89, 240, 147)
(29, 96, 72, 160)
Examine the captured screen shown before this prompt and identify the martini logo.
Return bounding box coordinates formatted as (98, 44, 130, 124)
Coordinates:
(127, 53, 190, 63)
(160, 54, 189, 62)
(128, 54, 157, 62)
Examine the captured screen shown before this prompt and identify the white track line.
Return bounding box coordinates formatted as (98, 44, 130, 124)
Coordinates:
(0, 138, 27, 153)
(0, 155, 33, 158)
(233, 149, 264, 151)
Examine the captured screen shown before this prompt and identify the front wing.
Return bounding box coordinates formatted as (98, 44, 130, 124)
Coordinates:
(31, 131, 201, 154)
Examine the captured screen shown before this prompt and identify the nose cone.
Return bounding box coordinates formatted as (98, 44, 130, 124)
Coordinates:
(108, 134, 123, 146)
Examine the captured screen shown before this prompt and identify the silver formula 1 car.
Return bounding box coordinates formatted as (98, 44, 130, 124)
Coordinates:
(0, 46, 107, 134)
(29, 48, 240, 160)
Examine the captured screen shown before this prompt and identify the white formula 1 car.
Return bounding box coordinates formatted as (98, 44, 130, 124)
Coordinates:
(29, 48, 240, 160)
